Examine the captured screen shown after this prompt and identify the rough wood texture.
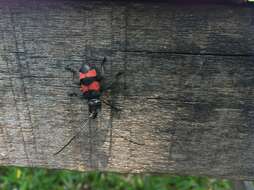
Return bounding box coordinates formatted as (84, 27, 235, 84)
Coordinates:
(0, 0, 254, 179)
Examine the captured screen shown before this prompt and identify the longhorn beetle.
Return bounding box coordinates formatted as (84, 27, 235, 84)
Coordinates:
(54, 57, 143, 155)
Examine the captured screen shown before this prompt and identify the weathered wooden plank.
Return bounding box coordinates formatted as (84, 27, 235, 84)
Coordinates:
(110, 52, 254, 178)
(125, 3, 254, 55)
(0, 0, 254, 179)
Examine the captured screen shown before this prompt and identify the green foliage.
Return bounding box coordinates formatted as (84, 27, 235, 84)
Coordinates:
(0, 167, 232, 190)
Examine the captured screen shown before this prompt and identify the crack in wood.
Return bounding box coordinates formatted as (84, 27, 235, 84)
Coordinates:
(121, 50, 254, 57)
(9, 10, 32, 166)
(0, 0, 253, 178)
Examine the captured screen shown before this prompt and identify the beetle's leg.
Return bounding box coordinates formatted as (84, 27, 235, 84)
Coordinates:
(65, 66, 79, 81)
(101, 99, 121, 112)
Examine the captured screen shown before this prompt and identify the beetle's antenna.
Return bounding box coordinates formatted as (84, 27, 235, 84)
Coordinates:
(54, 114, 93, 155)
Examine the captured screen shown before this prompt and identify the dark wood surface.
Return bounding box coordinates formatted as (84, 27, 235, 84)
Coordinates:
(0, 0, 253, 179)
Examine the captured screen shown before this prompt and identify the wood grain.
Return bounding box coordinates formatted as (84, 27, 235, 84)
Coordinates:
(0, 0, 253, 179)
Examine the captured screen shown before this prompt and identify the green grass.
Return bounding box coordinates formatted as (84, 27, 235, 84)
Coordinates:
(0, 167, 232, 190)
